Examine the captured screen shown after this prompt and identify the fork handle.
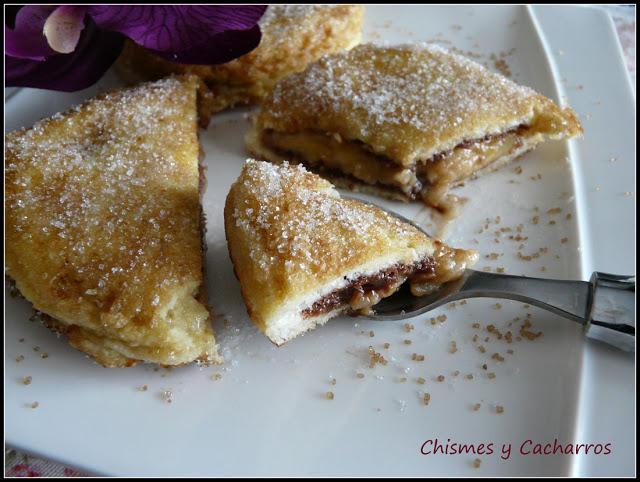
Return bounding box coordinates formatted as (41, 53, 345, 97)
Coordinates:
(587, 272, 635, 351)
(458, 270, 635, 351)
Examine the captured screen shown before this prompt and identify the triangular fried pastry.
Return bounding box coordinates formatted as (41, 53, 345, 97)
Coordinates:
(246, 43, 583, 214)
(5, 76, 221, 367)
(224, 160, 477, 345)
(116, 5, 364, 116)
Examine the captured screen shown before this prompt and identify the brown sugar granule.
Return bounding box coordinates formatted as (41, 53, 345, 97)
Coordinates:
(496, 405, 504, 413)
(496, 267, 505, 273)
(487, 324, 495, 332)
(411, 353, 425, 362)
(452, 370, 460, 377)
(566, 213, 573, 220)
(449, 341, 458, 354)
(561, 237, 569, 244)
(436, 375, 445, 382)
(368, 346, 388, 367)
(436, 314, 447, 323)
(473, 458, 482, 469)
(531, 215, 539, 225)
(520, 320, 543, 340)
(383, 342, 390, 349)
(423, 392, 431, 405)
(486, 252, 500, 260)
(22, 376, 32, 385)
(472, 322, 481, 329)
(325, 391, 335, 400)
(398, 377, 407, 383)
(505, 331, 513, 343)
(482, 364, 488, 370)
(16, 355, 25, 363)
(30, 402, 39, 409)
(514, 166, 523, 174)
(331, 378, 337, 385)
(40, 353, 49, 359)
(466, 374, 474, 380)
(472, 403, 481, 411)
(492, 57, 512, 77)
(492, 353, 505, 362)
(472, 334, 479, 343)
(369, 330, 375, 338)
(32, 346, 40, 352)
(547, 207, 562, 215)
(403, 323, 414, 332)
(518, 252, 533, 261)
(487, 372, 497, 379)
(548, 220, 556, 225)
(429, 317, 437, 325)
(484, 336, 490, 343)
(478, 345, 486, 353)
(417, 377, 426, 385)
(137, 385, 148, 391)
(356, 372, 365, 379)
(493, 303, 502, 309)
(403, 339, 412, 345)
(211, 373, 222, 381)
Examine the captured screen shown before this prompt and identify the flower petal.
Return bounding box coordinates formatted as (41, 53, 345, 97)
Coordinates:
(153, 24, 263, 65)
(88, 5, 267, 64)
(6, 19, 124, 92)
(4, 5, 57, 60)
(43, 6, 87, 54)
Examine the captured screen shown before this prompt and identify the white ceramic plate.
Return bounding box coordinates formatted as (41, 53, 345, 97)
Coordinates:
(5, 5, 635, 476)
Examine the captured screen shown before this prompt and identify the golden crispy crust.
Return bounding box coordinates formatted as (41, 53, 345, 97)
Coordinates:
(115, 5, 364, 115)
(256, 43, 582, 166)
(5, 76, 221, 367)
(224, 160, 476, 344)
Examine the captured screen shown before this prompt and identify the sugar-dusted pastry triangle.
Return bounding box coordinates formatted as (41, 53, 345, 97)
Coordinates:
(246, 43, 583, 213)
(224, 160, 477, 345)
(5, 76, 221, 367)
(116, 5, 364, 116)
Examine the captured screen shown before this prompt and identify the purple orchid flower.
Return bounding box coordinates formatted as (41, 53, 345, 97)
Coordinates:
(5, 5, 267, 92)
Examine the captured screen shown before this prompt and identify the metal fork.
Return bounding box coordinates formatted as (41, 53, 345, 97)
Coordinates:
(361, 202, 635, 351)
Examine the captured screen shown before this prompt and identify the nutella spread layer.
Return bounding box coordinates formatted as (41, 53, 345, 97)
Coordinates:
(302, 257, 437, 317)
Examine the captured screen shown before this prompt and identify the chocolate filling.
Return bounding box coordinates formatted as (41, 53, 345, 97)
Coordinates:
(302, 257, 437, 318)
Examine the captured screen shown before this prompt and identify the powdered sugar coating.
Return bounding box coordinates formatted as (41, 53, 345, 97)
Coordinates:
(227, 160, 435, 286)
(259, 5, 325, 27)
(257, 43, 570, 165)
(5, 76, 219, 366)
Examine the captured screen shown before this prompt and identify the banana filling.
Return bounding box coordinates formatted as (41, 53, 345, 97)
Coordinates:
(262, 125, 531, 209)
